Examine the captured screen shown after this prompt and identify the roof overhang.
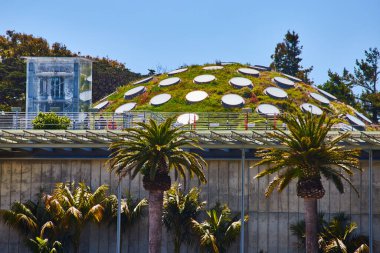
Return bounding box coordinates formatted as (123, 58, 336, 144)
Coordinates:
(0, 130, 379, 150)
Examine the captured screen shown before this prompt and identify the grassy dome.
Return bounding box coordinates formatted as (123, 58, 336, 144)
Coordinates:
(95, 63, 355, 117)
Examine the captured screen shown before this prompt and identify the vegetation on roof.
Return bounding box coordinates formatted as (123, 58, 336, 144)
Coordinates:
(98, 63, 350, 116)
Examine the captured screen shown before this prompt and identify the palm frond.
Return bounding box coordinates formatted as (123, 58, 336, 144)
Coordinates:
(354, 244, 369, 253)
(108, 117, 207, 188)
(252, 112, 360, 197)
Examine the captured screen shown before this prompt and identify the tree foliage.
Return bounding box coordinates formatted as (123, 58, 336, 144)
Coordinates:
(0, 30, 140, 111)
(43, 182, 110, 253)
(271, 30, 313, 83)
(28, 237, 64, 253)
(254, 112, 361, 253)
(254, 112, 361, 198)
(0, 198, 52, 239)
(108, 117, 207, 253)
(191, 203, 248, 253)
(318, 69, 361, 110)
(291, 213, 370, 253)
(32, 112, 71, 130)
(353, 47, 380, 122)
(92, 57, 140, 102)
(108, 117, 207, 187)
(163, 183, 206, 253)
(0, 196, 58, 252)
(0, 182, 146, 253)
(104, 191, 148, 231)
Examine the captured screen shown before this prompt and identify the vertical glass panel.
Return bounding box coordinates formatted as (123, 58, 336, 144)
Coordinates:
(79, 60, 92, 112)
(25, 57, 92, 113)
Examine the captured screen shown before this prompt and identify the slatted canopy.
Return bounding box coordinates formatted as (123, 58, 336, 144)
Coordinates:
(1, 129, 380, 150)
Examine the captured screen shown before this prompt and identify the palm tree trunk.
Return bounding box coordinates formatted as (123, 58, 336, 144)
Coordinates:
(304, 198, 318, 253)
(174, 237, 181, 253)
(149, 189, 164, 253)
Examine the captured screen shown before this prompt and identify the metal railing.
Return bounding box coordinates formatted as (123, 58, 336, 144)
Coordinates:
(0, 111, 370, 131)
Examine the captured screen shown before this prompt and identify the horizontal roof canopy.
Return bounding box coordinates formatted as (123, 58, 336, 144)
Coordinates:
(0, 130, 380, 150)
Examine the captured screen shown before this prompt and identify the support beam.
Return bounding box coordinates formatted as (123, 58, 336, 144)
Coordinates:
(369, 149, 373, 253)
(116, 178, 122, 253)
(240, 148, 245, 253)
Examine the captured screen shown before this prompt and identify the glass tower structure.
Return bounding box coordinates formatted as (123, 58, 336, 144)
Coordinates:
(25, 57, 92, 113)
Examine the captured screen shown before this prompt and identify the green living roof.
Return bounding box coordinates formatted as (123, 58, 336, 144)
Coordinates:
(94, 63, 355, 116)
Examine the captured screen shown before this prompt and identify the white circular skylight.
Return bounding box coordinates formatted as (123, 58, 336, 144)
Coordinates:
(159, 77, 181, 87)
(79, 91, 92, 101)
(300, 103, 323, 115)
(256, 104, 280, 116)
(346, 114, 365, 127)
(124, 86, 146, 99)
(252, 65, 270, 71)
(194, 74, 216, 84)
(282, 73, 302, 82)
(309, 92, 330, 105)
(354, 111, 372, 124)
(221, 94, 245, 107)
(273, 77, 295, 89)
(168, 68, 188, 75)
(316, 88, 337, 101)
(229, 77, 253, 89)
(203, 66, 224, 70)
(115, 103, 137, 114)
(133, 76, 153, 85)
(177, 113, 199, 124)
(150, 94, 171, 106)
(264, 87, 288, 99)
(238, 68, 260, 77)
(94, 101, 109, 110)
(186, 90, 208, 103)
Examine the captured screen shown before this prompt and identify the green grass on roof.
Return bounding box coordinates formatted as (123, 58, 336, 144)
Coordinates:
(95, 63, 350, 117)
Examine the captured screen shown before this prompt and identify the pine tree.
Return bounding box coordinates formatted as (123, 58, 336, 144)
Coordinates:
(271, 30, 313, 83)
(354, 47, 380, 123)
(318, 68, 361, 110)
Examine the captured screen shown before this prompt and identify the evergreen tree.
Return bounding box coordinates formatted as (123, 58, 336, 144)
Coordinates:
(271, 30, 313, 83)
(318, 68, 361, 110)
(354, 47, 380, 123)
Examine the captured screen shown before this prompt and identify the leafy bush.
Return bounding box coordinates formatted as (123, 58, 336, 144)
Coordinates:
(241, 87, 253, 99)
(32, 112, 71, 130)
(290, 212, 370, 253)
(163, 183, 206, 253)
(29, 237, 63, 253)
(0, 182, 146, 253)
(192, 203, 248, 253)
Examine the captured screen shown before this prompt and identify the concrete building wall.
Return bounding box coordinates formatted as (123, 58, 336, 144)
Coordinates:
(0, 159, 376, 253)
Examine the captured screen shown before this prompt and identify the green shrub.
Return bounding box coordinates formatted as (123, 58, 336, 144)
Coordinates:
(241, 87, 253, 98)
(32, 112, 71, 130)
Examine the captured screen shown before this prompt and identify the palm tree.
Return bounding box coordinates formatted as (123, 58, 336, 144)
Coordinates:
(319, 213, 369, 253)
(0, 196, 55, 248)
(104, 192, 148, 250)
(108, 117, 207, 253)
(120, 193, 148, 230)
(44, 182, 109, 253)
(291, 213, 369, 253)
(254, 112, 361, 253)
(28, 236, 63, 253)
(192, 203, 248, 253)
(163, 183, 206, 253)
(290, 212, 326, 249)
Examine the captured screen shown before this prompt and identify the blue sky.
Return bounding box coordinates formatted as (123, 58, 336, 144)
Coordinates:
(1, 0, 379, 85)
